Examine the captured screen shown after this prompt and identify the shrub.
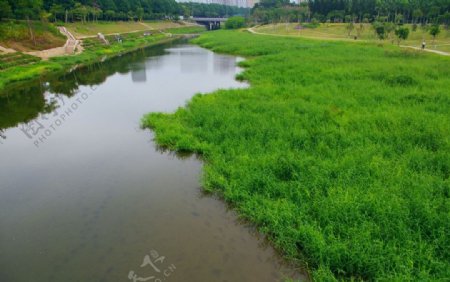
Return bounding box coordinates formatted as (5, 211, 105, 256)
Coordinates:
(395, 26, 410, 45)
(225, 16, 246, 29)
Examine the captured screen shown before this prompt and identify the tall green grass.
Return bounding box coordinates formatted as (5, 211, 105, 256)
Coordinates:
(143, 30, 450, 280)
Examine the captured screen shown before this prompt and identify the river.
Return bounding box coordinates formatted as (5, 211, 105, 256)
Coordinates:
(0, 41, 305, 281)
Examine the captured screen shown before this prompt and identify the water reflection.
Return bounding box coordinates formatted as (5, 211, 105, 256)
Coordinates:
(0, 42, 171, 139)
(0, 42, 306, 282)
(131, 62, 147, 83)
(214, 55, 237, 74)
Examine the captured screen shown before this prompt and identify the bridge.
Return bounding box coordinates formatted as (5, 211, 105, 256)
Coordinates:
(192, 17, 228, 30)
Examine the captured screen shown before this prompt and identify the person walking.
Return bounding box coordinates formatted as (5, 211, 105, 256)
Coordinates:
(422, 40, 426, 50)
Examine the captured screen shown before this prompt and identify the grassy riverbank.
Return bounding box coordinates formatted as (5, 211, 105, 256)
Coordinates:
(0, 32, 175, 93)
(65, 21, 196, 38)
(143, 30, 450, 280)
(0, 20, 66, 51)
(255, 23, 450, 53)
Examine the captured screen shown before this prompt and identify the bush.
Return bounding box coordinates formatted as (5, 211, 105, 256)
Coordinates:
(225, 16, 246, 29)
(395, 26, 410, 45)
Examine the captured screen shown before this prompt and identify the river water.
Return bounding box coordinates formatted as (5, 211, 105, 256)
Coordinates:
(0, 41, 305, 281)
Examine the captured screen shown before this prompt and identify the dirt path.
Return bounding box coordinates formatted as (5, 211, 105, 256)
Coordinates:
(0, 45, 17, 53)
(25, 27, 81, 59)
(400, 45, 449, 56)
(247, 27, 450, 56)
(138, 22, 174, 37)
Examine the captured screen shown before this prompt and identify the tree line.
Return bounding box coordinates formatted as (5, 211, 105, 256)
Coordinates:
(0, 0, 249, 22)
(251, 0, 450, 25)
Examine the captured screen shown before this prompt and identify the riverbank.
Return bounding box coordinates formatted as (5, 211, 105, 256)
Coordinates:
(143, 30, 450, 280)
(253, 23, 450, 54)
(0, 32, 181, 93)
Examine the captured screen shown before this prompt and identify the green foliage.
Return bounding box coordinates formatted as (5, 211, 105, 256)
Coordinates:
(0, 52, 40, 70)
(165, 26, 206, 34)
(346, 21, 354, 36)
(143, 30, 450, 281)
(5, 0, 248, 22)
(373, 21, 386, 39)
(0, 20, 66, 51)
(13, 0, 43, 20)
(429, 24, 441, 38)
(253, 0, 449, 25)
(395, 26, 410, 44)
(225, 16, 246, 30)
(181, 2, 249, 18)
(0, 0, 13, 20)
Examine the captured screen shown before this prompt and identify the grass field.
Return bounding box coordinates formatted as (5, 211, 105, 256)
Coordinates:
(165, 26, 206, 34)
(143, 30, 450, 280)
(255, 23, 450, 53)
(0, 20, 66, 51)
(65, 21, 197, 38)
(0, 52, 40, 70)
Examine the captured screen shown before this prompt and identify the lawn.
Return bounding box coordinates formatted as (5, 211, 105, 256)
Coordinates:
(255, 23, 450, 53)
(143, 30, 450, 281)
(65, 21, 196, 38)
(165, 26, 206, 34)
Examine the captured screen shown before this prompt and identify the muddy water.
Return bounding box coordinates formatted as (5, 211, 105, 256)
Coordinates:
(0, 41, 306, 281)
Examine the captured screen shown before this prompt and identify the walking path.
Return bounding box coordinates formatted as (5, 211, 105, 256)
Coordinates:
(25, 27, 81, 59)
(0, 45, 17, 53)
(399, 45, 449, 56)
(247, 27, 450, 56)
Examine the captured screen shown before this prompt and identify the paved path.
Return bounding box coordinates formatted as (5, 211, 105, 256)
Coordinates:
(247, 27, 450, 56)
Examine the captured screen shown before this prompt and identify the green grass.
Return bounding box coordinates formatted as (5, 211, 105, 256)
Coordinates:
(256, 23, 450, 53)
(0, 52, 41, 70)
(0, 20, 66, 51)
(65, 21, 150, 37)
(165, 26, 206, 34)
(143, 30, 450, 281)
(65, 21, 195, 37)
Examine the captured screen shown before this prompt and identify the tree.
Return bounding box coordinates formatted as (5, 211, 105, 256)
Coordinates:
(384, 22, 396, 43)
(49, 4, 64, 22)
(225, 16, 246, 29)
(429, 24, 440, 44)
(346, 21, 354, 37)
(0, 0, 13, 20)
(136, 7, 144, 22)
(356, 22, 365, 38)
(15, 0, 43, 20)
(412, 9, 423, 24)
(104, 10, 115, 20)
(14, 0, 43, 45)
(72, 3, 88, 23)
(394, 26, 409, 45)
(373, 22, 386, 40)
